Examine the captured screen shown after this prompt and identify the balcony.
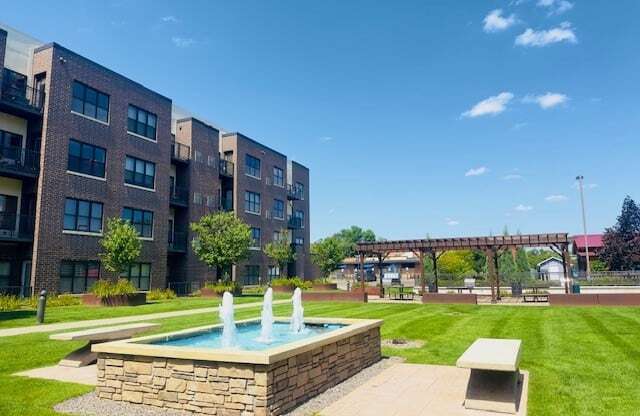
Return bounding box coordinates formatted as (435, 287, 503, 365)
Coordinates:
(171, 141, 191, 163)
(169, 184, 189, 207)
(0, 214, 35, 242)
(287, 215, 303, 230)
(168, 230, 188, 253)
(0, 146, 39, 178)
(287, 184, 303, 200)
(0, 73, 45, 118)
(219, 196, 233, 212)
(219, 158, 234, 178)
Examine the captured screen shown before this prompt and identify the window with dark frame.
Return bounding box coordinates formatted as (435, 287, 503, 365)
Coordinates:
(127, 105, 157, 140)
(294, 210, 305, 228)
(250, 227, 261, 248)
(245, 154, 261, 178)
(122, 263, 151, 291)
(59, 260, 100, 294)
(124, 156, 155, 189)
(273, 166, 284, 187)
(67, 139, 106, 178)
(244, 265, 260, 285)
(122, 207, 154, 238)
(295, 182, 305, 199)
(295, 237, 304, 246)
(268, 266, 279, 279)
(273, 199, 284, 219)
(71, 81, 109, 123)
(63, 197, 103, 233)
(244, 191, 261, 214)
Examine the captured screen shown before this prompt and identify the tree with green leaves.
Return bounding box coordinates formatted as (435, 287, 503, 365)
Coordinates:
(263, 230, 296, 278)
(333, 226, 376, 257)
(437, 251, 475, 277)
(601, 196, 640, 270)
(311, 237, 348, 278)
(190, 212, 252, 281)
(99, 217, 142, 276)
(515, 248, 530, 272)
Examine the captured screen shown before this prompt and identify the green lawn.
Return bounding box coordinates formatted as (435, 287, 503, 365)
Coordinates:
(1, 302, 639, 415)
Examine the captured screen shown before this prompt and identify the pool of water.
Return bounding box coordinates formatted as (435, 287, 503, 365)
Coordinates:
(148, 322, 345, 351)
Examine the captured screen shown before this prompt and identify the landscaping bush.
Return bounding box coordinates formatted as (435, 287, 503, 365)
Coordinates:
(23, 294, 81, 308)
(312, 277, 332, 285)
(146, 288, 177, 301)
(91, 279, 137, 298)
(203, 280, 242, 296)
(0, 294, 22, 311)
(271, 277, 310, 290)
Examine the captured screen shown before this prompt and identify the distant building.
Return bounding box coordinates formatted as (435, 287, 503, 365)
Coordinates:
(571, 234, 604, 272)
(536, 257, 565, 283)
(337, 251, 420, 282)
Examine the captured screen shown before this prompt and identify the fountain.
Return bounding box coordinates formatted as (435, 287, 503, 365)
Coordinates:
(290, 287, 305, 333)
(256, 287, 274, 343)
(219, 291, 237, 347)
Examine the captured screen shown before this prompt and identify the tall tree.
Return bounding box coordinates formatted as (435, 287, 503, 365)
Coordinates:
(190, 212, 252, 281)
(263, 230, 296, 278)
(311, 237, 348, 278)
(601, 196, 640, 270)
(334, 226, 376, 257)
(515, 248, 530, 272)
(99, 217, 142, 276)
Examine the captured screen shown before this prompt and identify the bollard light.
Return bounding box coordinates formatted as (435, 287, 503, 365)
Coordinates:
(36, 289, 47, 324)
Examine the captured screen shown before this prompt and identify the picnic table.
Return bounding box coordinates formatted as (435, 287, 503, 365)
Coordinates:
(522, 286, 549, 303)
(387, 285, 415, 300)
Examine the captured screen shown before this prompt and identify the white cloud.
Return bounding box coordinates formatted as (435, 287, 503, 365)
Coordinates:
(445, 218, 460, 226)
(515, 22, 577, 47)
(523, 92, 569, 109)
(171, 37, 195, 48)
(319, 136, 334, 143)
(515, 204, 534, 212)
(537, 0, 574, 16)
(503, 174, 523, 180)
(483, 9, 518, 33)
(462, 92, 514, 118)
(465, 166, 489, 177)
(545, 194, 568, 202)
(161, 15, 179, 23)
(512, 122, 528, 131)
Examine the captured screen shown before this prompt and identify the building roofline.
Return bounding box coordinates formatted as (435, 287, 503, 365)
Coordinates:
(33, 42, 172, 103)
(536, 257, 562, 267)
(176, 117, 220, 133)
(290, 160, 309, 170)
(221, 132, 287, 159)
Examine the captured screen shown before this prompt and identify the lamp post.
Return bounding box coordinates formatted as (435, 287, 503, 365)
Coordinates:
(576, 175, 591, 280)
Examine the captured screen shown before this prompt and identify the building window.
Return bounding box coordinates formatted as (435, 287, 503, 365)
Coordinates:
(250, 227, 261, 249)
(273, 230, 281, 241)
(268, 266, 279, 279)
(273, 167, 284, 187)
(122, 263, 151, 291)
(244, 191, 261, 214)
(206, 195, 216, 208)
(273, 199, 284, 220)
(295, 182, 305, 200)
(71, 81, 109, 123)
(124, 156, 155, 189)
(244, 265, 260, 285)
(193, 192, 203, 205)
(68, 139, 106, 178)
(295, 237, 304, 246)
(59, 260, 100, 293)
(207, 155, 215, 167)
(127, 105, 157, 140)
(294, 210, 305, 228)
(64, 198, 103, 233)
(194, 150, 203, 162)
(0, 262, 9, 288)
(122, 207, 153, 238)
(0, 129, 22, 149)
(245, 154, 261, 178)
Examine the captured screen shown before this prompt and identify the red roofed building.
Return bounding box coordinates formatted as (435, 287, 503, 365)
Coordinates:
(571, 234, 604, 272)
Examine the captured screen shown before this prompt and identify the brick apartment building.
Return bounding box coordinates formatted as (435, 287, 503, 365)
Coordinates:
(0, 24, 312, 296)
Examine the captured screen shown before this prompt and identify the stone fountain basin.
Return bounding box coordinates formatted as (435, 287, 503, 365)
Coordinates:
(92, 317, 382, 415)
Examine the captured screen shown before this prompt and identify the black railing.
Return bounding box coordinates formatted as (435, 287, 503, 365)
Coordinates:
(169, 184, 189, 206)
(219, 197, 233, 212)
(287, 184, 303, 200)
(168, 231, 188, 252)
(0, 146, 40, 176)
(171, 141, 191, 162)
(287, 215, 303, 229)
(0, 76, 45, 113)
(219, 158, 234, 178)
(0, 214, 35, 240)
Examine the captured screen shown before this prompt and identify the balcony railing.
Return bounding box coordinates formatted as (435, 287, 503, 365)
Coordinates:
(219, 158, 234, 178)
(168, 231, 188, 253)
(0, 214, 35, 241)
(0, 75, 45, 114)
(287, 184, 303, 200)
(0, 146, 40, 177)
(171, 141, 191, 162)
(287, 215, 303, 229)
(169, 184, 189, 206)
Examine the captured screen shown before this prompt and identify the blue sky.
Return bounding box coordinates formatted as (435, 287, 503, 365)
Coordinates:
(3, 0, 639, 241)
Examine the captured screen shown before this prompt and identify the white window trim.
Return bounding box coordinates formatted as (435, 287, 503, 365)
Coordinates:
(66, 170, 107, 182)
(249, 246, 261, 251)
(139, 236, 154, 241)
(71, 110, 110, 126)
(62, 230, 103, 237)
(127, 131, 157, 143)
(274, 216, 285, 221)
(245, 173, 261, 180)
(124, 183, 156, 193)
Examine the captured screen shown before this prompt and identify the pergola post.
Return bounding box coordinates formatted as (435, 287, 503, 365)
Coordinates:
(486, 248, 497, 303)
(432, 251, 439, 293)
(377, 253, 385, 298)
(359, 252, 365, 290)
(419, 250, 425, 295)
(495, 250, 501, 301)
(562, 244, 571, 294)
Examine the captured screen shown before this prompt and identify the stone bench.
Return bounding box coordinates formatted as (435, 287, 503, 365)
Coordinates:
(456, 338, 522, 414)
(50, 323, 159, 367)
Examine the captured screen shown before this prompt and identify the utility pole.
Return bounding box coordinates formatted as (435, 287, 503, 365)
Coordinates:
(576, 175, 591, 279)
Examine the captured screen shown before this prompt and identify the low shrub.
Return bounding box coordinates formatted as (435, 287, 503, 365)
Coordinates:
(23, 294, 82, 308)
(146, 288, 177, 301)
(91, 279, 137, 298)
(271, 277, 310, 290)
(0, 294, 22, 311)
(204, 280, 242, 296)
(312, 277, 332, 285)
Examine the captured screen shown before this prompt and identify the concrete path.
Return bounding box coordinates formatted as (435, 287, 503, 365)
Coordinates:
(15, 364, 97, 386)
(0, 299, 288, 338)
(320, 363, 528, 416)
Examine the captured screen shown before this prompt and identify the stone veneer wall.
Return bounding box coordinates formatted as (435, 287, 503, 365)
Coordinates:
(96, 326, 381, 416)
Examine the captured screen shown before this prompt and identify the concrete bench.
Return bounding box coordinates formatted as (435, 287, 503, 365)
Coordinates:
(50, 323, 159, 367)
(456, 338, 522, 414)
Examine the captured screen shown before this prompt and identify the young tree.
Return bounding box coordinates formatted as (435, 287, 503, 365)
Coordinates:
(99, 217, 142, 276)
(190, 212, 252, 281)
(515, 248, 530, 272)
(601, 196, 640, 270)
(263, 230, 296, 278)
(311, 237, 347, 278)
(333, 226, 376, 256)
(437, 251, 475, 277)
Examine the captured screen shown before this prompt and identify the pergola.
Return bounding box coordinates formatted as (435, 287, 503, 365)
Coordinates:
(356, 233, 571, 302)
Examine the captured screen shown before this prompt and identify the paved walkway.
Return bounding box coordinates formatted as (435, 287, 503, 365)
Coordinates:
(0, 299, 288, 338)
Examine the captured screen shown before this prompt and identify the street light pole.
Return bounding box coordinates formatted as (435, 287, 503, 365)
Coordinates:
(576, 175, 591, 279)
